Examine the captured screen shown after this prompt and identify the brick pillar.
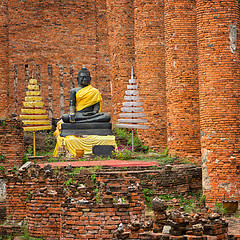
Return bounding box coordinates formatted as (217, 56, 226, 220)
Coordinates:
(106, 0, 135, 123)
(164, 0, 201, 162)
(0, 1, 9, 117)
(134, 0, 167, 150)
(196, 0, 240, 206)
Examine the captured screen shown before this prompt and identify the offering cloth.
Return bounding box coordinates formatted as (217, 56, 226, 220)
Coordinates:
(53, 135, 117, 157)
(75, 85, 102, 112)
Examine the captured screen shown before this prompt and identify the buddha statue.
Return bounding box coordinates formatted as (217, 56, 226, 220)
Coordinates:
(60, 67, 112, 137)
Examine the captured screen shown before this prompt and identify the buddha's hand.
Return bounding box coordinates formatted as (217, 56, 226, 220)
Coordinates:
(82, 111, 97, 116)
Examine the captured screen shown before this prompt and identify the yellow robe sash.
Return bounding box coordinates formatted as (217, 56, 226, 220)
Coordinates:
(76, 85, 102, 112)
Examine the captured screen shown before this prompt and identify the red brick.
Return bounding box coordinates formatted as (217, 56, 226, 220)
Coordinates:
(196, 0, 240, 206)
(165, 0, 201, 163)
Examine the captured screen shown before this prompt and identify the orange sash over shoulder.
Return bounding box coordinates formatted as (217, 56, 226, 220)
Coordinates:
(75, 85, 102, 112)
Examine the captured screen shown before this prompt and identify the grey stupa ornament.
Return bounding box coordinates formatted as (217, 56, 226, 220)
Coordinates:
(116, 67, 149, 152)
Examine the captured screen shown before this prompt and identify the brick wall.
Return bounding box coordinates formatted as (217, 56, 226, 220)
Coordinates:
(7, 0, 111, 117)
(3, 165, 230, 240)
(96, 165, 202, 197)
(5, 165, 63, 223)
(106, 0, 135, 123)
(134, 0, 167, 150)
(164, 0, 201, 162)
(0, 119, 24, 168)
(27, 191, 64, 240)
(0, 0, 240, 208)
(196, 0, 240, 206)
(0, 0, 9, 118)
(61, 200, 145, 240)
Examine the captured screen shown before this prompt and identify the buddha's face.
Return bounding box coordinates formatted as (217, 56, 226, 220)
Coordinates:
(78, 72, 91, 86)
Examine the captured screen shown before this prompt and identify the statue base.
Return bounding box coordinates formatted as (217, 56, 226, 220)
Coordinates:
(53, 135, 117, 156)
(60, 122, 113, 137)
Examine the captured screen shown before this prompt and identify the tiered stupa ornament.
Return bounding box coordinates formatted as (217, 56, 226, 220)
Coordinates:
(20, 78, 51, 156)
(116, 67, 149, 151)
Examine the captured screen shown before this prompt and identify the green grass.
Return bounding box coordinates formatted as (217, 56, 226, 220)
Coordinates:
(157, 190, 205, 213)
(113, 127, 149, 152)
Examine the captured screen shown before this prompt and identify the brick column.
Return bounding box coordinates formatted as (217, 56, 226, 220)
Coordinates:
(0, 1, 9, 117)
(106, 0, 135, 123)
(134, 0, 167, 150)
(164, 0, 201, 162)
(196, 0, 240, 206)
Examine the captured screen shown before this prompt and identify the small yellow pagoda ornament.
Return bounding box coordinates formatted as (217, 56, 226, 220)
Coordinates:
(20, 78, 51, 156)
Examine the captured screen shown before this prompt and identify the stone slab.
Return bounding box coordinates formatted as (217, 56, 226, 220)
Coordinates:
(92, 145, 115, 156)
(122, 102, 143, 107)
(121, 107, 144, 112)
(125, 90, 139, 96)
(119, 113, 146, 118)
(61, 122, 112, 130)
(124, 96, 141, 101)
(116, 123, 149, 129)
(60, 129, 113, 137)
(118, 119, 148, 123)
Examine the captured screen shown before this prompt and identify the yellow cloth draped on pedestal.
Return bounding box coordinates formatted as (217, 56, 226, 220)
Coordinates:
(76, 85, 102, 112)
(53, 135, 117, 157)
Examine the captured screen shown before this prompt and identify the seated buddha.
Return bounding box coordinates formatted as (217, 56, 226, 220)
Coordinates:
(61, 67, 112, 137)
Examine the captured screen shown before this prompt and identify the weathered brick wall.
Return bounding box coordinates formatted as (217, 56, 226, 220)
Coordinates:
(0, 119, 24, 168)
(196, 0, 240, 206)
(0, 178, 6, 224)
(27, 191, 64, 240)
(95, 0, 112, 114)
(61, 200, 145, 240)
(117, 200, 229, 240)
(24, 168, 145, 240)
(164, 0, 201, 162)
(0, 0, 9, 118)
(134, 0, 167, 150)
(96, 165, 202, 198)
(5, 166, 63, 223)
(6, 0, 111, 117)
(5, 164, 201, 225)
(1, 0, 240, 209)
(106, 0, 135, 123)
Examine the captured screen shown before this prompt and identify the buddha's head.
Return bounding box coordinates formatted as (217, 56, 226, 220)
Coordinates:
(77, 67, 91, 86)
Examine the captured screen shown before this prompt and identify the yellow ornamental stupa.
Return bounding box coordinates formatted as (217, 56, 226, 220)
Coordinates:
(20, 78, 52, 155)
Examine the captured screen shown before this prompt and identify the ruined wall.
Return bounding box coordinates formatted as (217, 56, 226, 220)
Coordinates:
(61, 199, 144, 240)
(3, 165, 231, 240)
(0, 0, 9, 118)
(27, 191, 64, 240)
(134, 0, 167, 150)
(0, 119, 24, 168)
(4, 164, 201, 225)
(6, 0, 111, 117)
(164, 0, 201, 162)
(0, 0, 240, 208)
(106, 0, 135, 123)
(196, 0, 240, 206)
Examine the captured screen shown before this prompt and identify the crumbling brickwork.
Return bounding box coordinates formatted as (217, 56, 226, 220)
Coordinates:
(0, 119, 24, 168)
(196, 0, 240, 206)
(27, 191, 64, 240)
(0, 0, 240, 208)
(2, 165, 233, 240)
